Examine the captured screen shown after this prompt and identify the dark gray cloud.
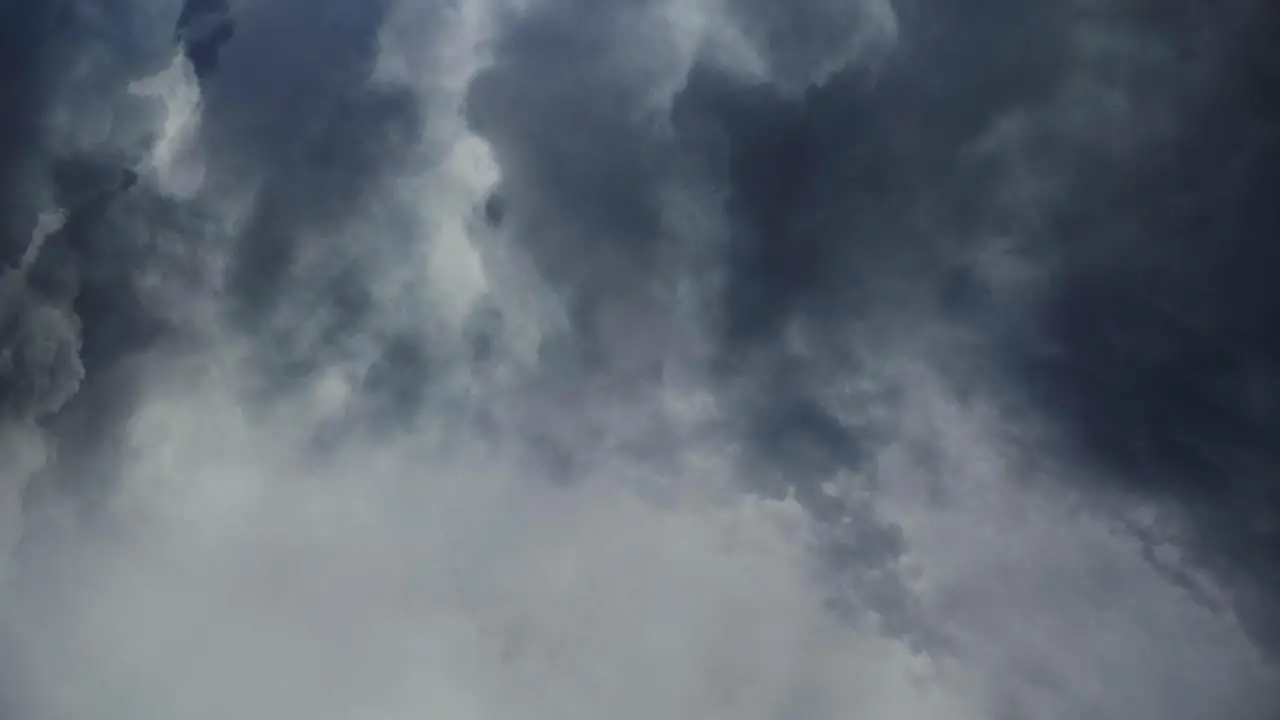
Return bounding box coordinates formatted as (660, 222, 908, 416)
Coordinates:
(2, 0, 1279, 718)
(993, 2, 1280, 655)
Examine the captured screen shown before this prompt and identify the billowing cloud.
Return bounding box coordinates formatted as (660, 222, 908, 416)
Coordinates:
(1, 0, 1278, 718)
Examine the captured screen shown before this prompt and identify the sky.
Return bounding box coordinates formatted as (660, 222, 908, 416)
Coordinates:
(0, 0, 1278, 718)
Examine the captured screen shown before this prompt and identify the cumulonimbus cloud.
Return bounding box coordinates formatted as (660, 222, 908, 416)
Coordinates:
(1, 1, 1278, 718)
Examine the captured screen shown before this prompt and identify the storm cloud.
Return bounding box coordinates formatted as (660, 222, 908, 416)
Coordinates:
(1, 0, 1278, 718)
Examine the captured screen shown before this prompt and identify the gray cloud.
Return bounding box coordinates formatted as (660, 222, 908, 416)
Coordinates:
(2, 0, 1279, 718)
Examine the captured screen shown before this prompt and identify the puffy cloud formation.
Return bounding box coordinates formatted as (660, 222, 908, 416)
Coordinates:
(1, 0, 1278, 718)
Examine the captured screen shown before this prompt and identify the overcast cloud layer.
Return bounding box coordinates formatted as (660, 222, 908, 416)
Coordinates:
(1, 0, 1278, 718)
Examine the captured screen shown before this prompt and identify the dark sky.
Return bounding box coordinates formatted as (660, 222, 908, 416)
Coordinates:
(1, 0, 1278, 717)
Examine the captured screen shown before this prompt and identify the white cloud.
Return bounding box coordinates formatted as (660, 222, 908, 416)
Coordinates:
(129, 53, 207, 199)
(8, 342, 977, 720)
